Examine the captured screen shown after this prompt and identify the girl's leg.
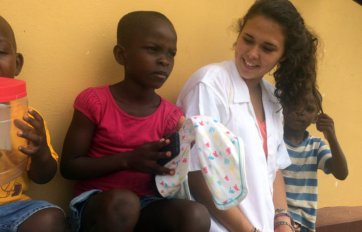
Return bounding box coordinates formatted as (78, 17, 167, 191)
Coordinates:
(135, 198, 210, 232)
(18, 207, 65, 232)
(81, 189, 140, 232)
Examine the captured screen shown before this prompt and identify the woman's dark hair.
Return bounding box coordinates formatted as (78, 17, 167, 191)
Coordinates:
(312, 86, 323, 114)
(237, 0, 319, 107)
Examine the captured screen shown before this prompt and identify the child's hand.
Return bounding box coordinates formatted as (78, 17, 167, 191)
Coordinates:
(13, 109, 50, 159)
(316, 113, 336, 140)
(126, 139, 175, 175)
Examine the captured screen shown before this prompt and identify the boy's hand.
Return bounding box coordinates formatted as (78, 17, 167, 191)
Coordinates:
(13, 109, 50, 159)
(316, 113, 336, 140)
(316, 113, 348, 180)
(126, 139, 175, 176)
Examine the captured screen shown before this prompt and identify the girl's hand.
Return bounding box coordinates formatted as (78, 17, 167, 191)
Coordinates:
(316, 113, 336, 140)
(126, 139, 175, 175)
(14, 109, 50, 159)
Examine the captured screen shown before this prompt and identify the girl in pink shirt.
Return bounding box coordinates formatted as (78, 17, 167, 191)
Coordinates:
(61, 11, 210, 232)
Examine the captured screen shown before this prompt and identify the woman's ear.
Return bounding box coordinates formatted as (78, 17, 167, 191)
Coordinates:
(113, 44, 126, 65)
(15, 53, 24, 76)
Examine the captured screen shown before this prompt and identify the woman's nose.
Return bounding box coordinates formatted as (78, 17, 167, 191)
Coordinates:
(247, 45, 260, 59)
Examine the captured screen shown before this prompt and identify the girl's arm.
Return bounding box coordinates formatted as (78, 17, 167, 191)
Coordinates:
(14, 109, 57, 184)
(316, 113, 348, 180)
(176, 116, 185, 130)
(189, 171, 255, 232)
(60, 109, 173, 180)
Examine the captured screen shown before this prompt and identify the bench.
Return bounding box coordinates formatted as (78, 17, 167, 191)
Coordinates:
(316, 206, 362, 232)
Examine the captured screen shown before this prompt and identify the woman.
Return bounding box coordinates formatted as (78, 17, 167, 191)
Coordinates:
(177, 0, 318, 231)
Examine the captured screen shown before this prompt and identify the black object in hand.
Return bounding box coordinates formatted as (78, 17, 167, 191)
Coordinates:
(157, 132, 180, 165)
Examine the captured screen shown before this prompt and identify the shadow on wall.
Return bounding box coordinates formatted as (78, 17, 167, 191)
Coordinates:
(28, 172, 74, 212)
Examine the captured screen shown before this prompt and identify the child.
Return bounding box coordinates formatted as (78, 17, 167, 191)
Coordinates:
(60, 11, 210, 232)
(177, 0, 319, 231)
(0, 16, 65, 232)
(282, 87, 348, 232)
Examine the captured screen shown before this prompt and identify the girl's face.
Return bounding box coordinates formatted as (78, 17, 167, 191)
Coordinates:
(235, 15, 285, 82)
(119, 19, 177, 90)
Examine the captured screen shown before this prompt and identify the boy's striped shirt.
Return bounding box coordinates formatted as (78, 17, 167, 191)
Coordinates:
(282, 131, 332, 232)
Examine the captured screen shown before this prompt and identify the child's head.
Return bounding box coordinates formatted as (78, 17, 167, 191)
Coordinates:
(283, 87, 323, 132)
(0, 16, 23, 78)
(113, 11, 177, 89)
(237, 0, 319, 108)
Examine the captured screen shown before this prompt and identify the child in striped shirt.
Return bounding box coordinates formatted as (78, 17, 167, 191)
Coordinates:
(282, 88, 348, 232)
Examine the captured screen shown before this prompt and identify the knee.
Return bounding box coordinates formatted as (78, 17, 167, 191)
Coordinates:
(102, 189, 140, 211)
(98, 189, 140, 220)
(189, 202, 211, 226)
(20, 208, 65, 232)
(180, 201, 211, 230)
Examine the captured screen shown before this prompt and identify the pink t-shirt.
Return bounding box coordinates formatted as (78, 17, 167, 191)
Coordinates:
(73, 86, 183, 197)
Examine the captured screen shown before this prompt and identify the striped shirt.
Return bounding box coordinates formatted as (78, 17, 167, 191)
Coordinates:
(282, 131, 332, 232)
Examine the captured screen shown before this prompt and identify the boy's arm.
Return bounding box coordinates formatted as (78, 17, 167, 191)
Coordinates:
(14, 109, 57, 184)
(188, 171, 255, 232)
(60, 110, 173, 180)
(316, 113, 348, 180)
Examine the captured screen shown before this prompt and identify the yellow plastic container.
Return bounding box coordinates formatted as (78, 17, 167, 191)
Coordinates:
(0, 77, 29, 185)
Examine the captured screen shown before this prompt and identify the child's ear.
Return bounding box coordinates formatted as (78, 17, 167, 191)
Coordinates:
(15, 53, 24, 76)
(113, 44, 126, 65)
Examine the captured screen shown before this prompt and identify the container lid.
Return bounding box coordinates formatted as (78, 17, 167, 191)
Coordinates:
(0, 77, 27, 102)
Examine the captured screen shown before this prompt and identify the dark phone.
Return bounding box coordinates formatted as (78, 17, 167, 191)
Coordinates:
(157, 132, 180, 165)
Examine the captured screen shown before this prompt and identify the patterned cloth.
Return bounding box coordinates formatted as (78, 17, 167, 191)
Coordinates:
(156, 115, 247, 210)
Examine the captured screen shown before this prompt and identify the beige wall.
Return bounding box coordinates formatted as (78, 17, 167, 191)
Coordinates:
(2, 0, 361, 210)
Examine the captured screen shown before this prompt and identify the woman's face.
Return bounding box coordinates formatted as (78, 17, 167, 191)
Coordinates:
(235, 15, 285, 82)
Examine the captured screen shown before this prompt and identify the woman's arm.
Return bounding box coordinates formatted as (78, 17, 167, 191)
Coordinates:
(189, 171, 254, 232)
(273, 170, 294, 232)
(273, 170, 288, 210)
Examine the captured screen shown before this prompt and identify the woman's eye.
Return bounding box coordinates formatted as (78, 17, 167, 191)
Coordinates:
(242, 36, 253, 44)
(262, 46, 275, 53)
